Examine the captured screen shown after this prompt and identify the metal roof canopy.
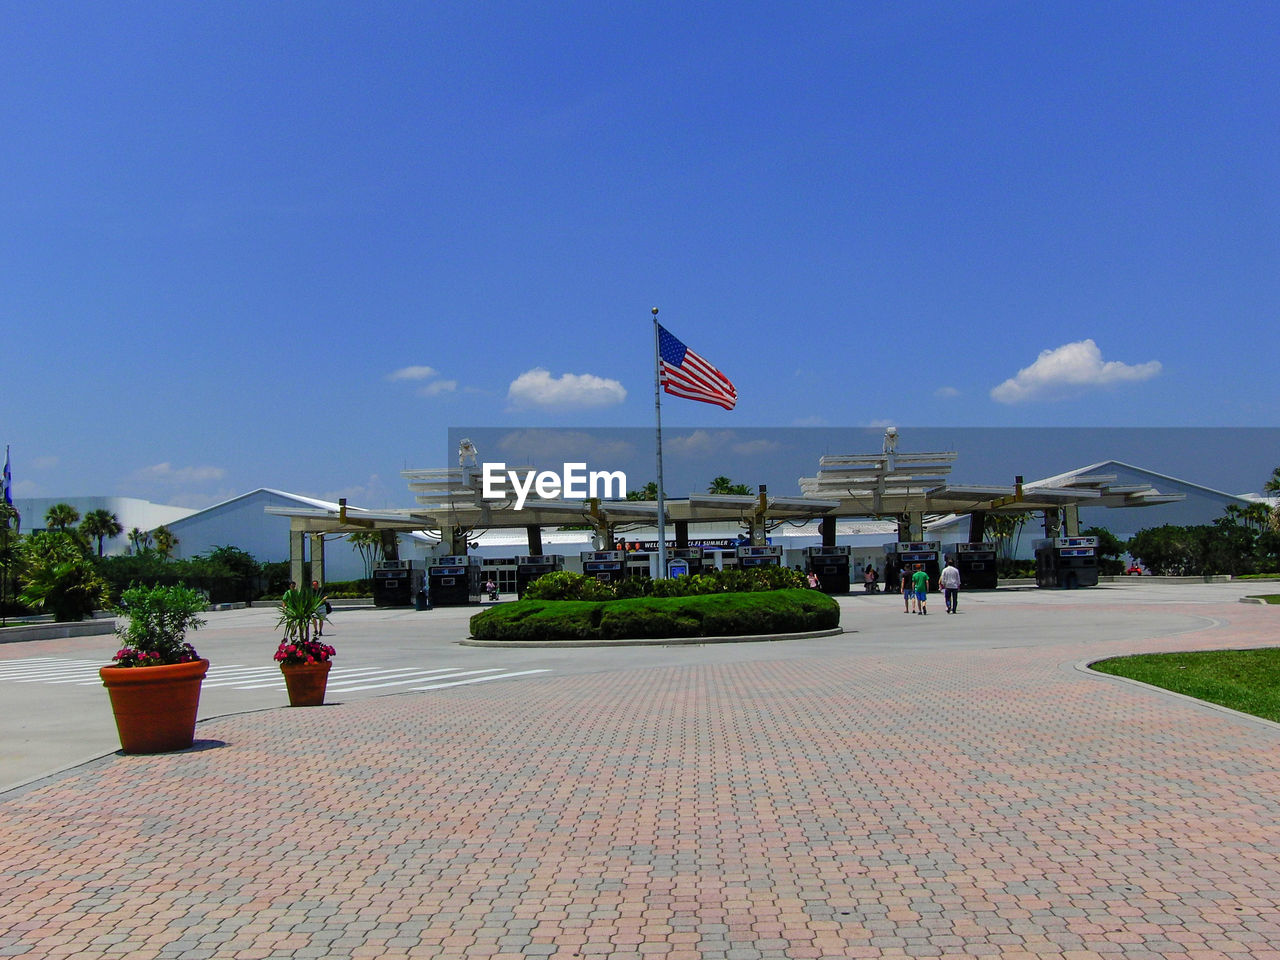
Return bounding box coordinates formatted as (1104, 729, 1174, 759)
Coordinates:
(269, 442, 1184, 537)
(799, 447, 1184, 517)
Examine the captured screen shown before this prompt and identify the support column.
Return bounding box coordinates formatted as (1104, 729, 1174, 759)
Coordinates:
(1043, 509, 1061, 538)
(1063, 504, 1080, 537)
(907, 511, 924, 541)
(526, 525, 543, 556)
(820, 515, 836, 547)
(289, 529, 306, 588)
(675, 521, 689, 549)
(969, 510, 986, 544)
(309, 534, 325, 587)
(380, 529, 400, 562)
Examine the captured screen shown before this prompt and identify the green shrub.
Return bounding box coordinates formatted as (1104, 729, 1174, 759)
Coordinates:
(470, 589, 839, 643)
(522, 571, 617, 601)
(469, 600, 604, 641)
(523, 566, 811, 601)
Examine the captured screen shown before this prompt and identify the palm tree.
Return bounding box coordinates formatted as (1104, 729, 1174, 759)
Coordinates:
(128, 527, 153, 554)
(81, 509, 124, 557)
(707, 477, 753, 496)
(44, 502, 80, 533)
(347, 530, 383, 580)
(153, 525, 179, 559)
(626, 482, 659, 501)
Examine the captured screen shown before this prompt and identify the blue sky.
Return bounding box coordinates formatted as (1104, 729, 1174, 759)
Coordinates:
(4, 2, 1277, 508)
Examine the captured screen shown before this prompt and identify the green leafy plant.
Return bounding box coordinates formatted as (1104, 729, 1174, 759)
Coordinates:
(19, 559, 106, 622)
(276, 587, 330, 642)
(522, 570, 617, 601)
(274, 587, 335, 665)
(110, 582, 207, 666)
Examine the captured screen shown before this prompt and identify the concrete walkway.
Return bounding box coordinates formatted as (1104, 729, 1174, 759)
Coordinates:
(1, 587, 1278, 958)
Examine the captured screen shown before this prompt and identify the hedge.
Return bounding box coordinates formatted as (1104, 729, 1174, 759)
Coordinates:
(469, 588, 839, 642)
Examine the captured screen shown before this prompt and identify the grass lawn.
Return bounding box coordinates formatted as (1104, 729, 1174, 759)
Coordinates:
(1091, 648, 1280, 723)
(1247, 595, 1280, 604)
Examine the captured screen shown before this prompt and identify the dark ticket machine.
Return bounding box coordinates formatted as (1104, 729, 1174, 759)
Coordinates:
(945, 541, 998, 590)
(806, 545, 851, 593)
(1034, 536, 1099, 589)
(581, 550, 628, 583)
(736, 544, 783, 568)
(884, 541, 942, 587)
(427, 555, 481, 605)
(373, 559, 424, 608)
(515, 555, 563, 597)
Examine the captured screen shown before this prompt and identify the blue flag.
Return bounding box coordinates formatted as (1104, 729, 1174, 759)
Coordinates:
(2, 447, 10, 507)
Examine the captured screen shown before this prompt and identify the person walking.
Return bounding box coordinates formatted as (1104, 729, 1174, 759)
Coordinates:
(310, 579, 330, 636)
(939, 556, 962, 614)
(911, 563, 930, 615)
(902, 564, 914, 613)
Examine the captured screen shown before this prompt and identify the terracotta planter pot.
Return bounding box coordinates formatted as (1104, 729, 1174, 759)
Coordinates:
(280, 660, 332, 706)
(99, 659, 209, 754)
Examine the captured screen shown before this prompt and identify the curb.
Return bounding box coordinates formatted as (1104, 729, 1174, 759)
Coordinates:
(460, 626, 846, 648)
(1075, 656, 1280, 733)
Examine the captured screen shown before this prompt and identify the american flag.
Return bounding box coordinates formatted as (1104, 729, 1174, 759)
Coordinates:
(657, 324, 737, 410)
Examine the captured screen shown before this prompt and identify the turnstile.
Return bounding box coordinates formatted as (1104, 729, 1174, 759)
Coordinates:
(945, 542, 998, 590)
(1034, 536, 1099, 588)
(806, 545, 851, 593)
(373, 560, 424, 608)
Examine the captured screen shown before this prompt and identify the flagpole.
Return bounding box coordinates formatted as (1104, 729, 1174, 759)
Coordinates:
(652, 307, 668, 579)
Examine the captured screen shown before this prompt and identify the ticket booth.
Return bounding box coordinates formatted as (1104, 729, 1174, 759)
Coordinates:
(945, 542, 998, 590)
(582, 550, 627, 583)
(373, 560, 424, 608)
(737, 544, 784, 568)
(669, 546, 705, 576)
(427, 555, 481, 605)
(1034, 536, 1099, 589)
(885, 541, 941, 588)
(515, 555, 563, 597)
(806, 545, 850, 594)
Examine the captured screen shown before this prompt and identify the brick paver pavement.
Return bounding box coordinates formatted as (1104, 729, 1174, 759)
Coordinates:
(1, 600, 1279, 959)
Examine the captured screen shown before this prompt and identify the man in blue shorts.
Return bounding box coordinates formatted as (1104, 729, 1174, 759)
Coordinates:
(911, 563, 929, 615)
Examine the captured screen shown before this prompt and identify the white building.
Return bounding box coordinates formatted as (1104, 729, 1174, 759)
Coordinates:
(163, 489, 430, 582)
(11, 496, 193, 554)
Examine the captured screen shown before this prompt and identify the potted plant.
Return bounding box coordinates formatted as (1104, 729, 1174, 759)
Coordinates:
(274, 586, 335, 706)
(99, 583, 209, 754)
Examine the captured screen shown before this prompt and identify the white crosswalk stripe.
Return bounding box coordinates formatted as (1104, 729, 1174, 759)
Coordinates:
(0, 657, 550, 692)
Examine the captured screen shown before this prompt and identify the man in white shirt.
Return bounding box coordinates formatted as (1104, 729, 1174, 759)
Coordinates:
(939, 557, 962, 614)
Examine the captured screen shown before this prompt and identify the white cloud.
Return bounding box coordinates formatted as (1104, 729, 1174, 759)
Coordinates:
(935, 386, 960, 398)
(507, 368, 627, 409)
(417, 379, 458, 397)
(138, 462, 227, 483)
(31, 456, 59, 470)
(386, 365, 438, 382)
(791, 416, 826, 427)
(731, 439, 782, 456)
(990, 339, 1161, 404)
